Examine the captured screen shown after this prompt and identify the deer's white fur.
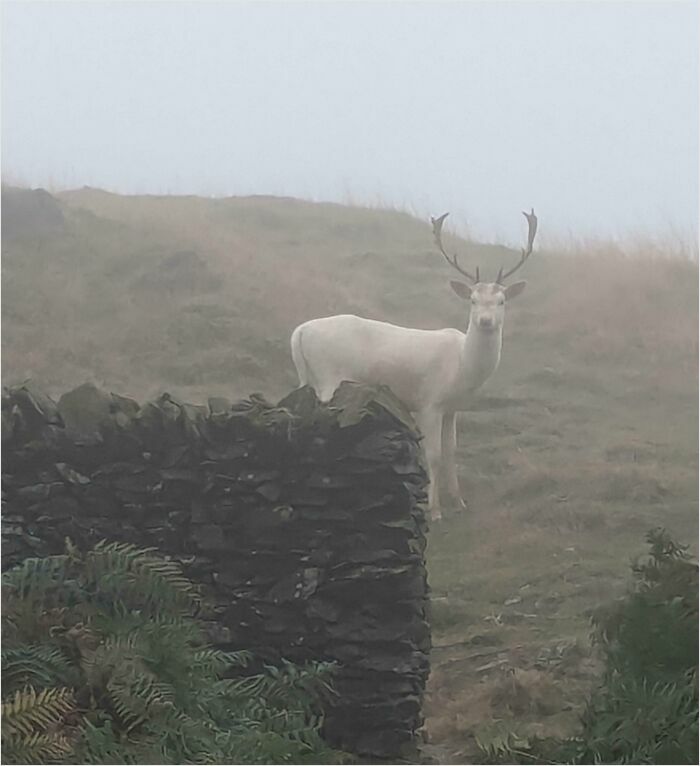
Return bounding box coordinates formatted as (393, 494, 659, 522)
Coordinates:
(290, 279, 527, 521)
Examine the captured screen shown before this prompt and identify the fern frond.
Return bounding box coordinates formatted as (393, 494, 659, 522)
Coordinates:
(231, 661, 336, 715)
(192, 648, 252, 676)
(1, 686, 74, 738)
(2, 556, 70, 601)
(107, 671, 176, 732)
(1, 730, 74, 764)
(79, 631, 147, 687)
(1, 645, 74, 693)
(75, 719, 143, 765)
(135, 613, 204, 644)
(85, 541, 196, 615)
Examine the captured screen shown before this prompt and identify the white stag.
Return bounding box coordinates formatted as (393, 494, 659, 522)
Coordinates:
(290, 210, 538, 521)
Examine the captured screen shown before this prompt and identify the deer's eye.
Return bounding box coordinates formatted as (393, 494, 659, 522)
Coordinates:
(498, 298, 505, 305)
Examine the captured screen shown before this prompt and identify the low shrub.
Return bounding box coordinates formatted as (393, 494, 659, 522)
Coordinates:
(477, 528, 698, 764)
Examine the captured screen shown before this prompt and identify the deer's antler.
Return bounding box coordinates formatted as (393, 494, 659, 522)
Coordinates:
(496, 208, 538, 284)
(431, 212, 480, 283)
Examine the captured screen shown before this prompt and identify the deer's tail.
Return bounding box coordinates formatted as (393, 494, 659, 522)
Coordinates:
(290, 324, 311, 387)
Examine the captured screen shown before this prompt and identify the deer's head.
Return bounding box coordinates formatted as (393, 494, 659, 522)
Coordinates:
(431, 209, 538, 333)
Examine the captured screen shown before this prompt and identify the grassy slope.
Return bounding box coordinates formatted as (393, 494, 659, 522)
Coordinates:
(2, 187, 698, 761)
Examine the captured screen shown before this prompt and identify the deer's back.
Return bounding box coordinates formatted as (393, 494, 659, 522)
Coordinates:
(295, 314, 464, 409)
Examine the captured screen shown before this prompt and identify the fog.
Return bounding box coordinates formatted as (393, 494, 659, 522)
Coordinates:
(2, 0, 698, 242)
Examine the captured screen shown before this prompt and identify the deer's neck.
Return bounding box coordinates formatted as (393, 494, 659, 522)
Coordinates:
(460, 322, 503, 392)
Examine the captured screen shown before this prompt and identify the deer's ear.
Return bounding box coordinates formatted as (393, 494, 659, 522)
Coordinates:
(450, 280, 473, 300)
(504, 281, 527, 300)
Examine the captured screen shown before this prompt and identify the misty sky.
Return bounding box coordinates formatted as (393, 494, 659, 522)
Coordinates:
(2, 1, 698, 242)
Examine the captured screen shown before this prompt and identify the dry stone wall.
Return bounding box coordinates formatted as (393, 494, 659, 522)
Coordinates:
(1, 381, 431, 760)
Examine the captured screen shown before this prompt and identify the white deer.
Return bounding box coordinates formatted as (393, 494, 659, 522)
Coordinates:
(290, 210, 538, 521)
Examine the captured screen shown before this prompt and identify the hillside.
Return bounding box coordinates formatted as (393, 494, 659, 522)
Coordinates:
(2, 185, 698, 761)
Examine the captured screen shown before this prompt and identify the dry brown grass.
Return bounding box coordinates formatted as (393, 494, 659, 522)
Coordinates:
(489, 668, 564, 716)
(424, 661, 587, 763)
(539, 240, 698, 373)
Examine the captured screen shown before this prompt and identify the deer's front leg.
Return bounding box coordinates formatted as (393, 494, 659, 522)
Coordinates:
(416, 408, 444, 522)
(442, 411, 467, 511)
